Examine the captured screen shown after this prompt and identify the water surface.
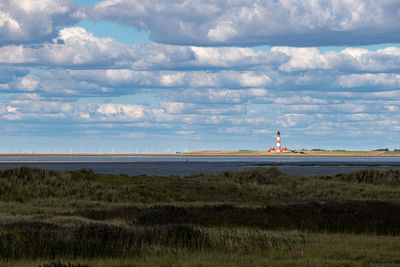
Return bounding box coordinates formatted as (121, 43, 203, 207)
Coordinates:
(1, 155, 400, 176)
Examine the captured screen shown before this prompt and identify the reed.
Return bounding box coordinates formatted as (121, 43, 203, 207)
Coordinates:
(39, 261, 91, 267)
(0, 222, 302, 260)
(0, 166, 399, 265)
(79, 201, 400, 235)
(1, 166, 399, 206)
(332, 168, 400, 186)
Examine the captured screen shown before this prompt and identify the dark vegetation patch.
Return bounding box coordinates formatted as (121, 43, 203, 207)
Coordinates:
(0, 223, 206, 259)
(331, 168, 400, 186)
(0, 222, 302, 260)
(79, 201, 400, 235)
(220, 167, 287, 184)
(39, 261, 91, 267)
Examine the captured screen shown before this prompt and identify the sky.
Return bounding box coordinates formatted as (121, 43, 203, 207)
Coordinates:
(1, 0, 400, 153)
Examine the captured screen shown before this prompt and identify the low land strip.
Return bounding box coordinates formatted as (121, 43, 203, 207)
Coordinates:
(1, 150, 400, 157)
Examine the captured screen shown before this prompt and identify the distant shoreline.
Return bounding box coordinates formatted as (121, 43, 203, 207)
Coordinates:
(0, 150, 399, 157)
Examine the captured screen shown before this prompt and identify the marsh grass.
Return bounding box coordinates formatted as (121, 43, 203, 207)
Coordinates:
(0, 166, 399, 205)
(0, 221, 303, 260)
(39, 262, 91, 267)
(0, 166, 399, 265)
(2, 232, 398, 267)
(78, 201, 400, 235)
(332, 168, 400, 186)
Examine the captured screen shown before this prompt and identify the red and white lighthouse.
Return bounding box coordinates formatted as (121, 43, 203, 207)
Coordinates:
(276, 131, 281, 152)
(268, 130, 288, 152)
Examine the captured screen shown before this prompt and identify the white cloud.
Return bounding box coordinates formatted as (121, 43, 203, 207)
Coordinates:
(0, 35, 284, 70)
(0, 0, 79, 45)
(6, 106, 17, 113)
(4, 69, 108, 97)
(248, 88, 268, 97)
(274, 96, 327, 105)
(0, 27, 136, 67)
(86, 0, 400, 46)
(190, 46, 264, 67)
(385, 106, 399, 112)
(284, 114, 313, 127)
(16, 75, 40, 91)
(2, 2, 400, 150)
(160, 102, 185, 114)
(252, 129, 271, 134)
(338, 73, 400, 89)
(271, 47, 331, 72)
(330, 103, 366, 113)
(1, 95, 400, 150)
(175, 130, 195, 135)
(3, 28, 400, 80)
(208, 24, 237, 42)
(239, 72, 271, 87)
(163, 89, 260, 104)
(160, 73, 185, 87)
(271, 46, 400, 73)
(96, 104, 145, 121)
(69, 69, 273, 90)
(218, 127, 247, 134)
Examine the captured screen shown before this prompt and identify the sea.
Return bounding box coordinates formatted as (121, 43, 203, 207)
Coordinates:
(1, 155, 400, 176)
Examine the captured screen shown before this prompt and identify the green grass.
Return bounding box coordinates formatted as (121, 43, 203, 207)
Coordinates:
(0, 166, 399, 207)
(0, 166, 399, 266)
(1, 233, 399, 266)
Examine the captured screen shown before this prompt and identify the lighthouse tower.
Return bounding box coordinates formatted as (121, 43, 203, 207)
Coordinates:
(276, 131, 281, 152)
(268, 130, 288, 152)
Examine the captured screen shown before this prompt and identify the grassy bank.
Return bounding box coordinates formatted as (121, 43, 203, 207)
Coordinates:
(0, 166, 399, 207)
(0, 166, 399, 266)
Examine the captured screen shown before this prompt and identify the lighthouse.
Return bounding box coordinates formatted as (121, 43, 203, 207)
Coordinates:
(268, 130, 288, 152)
(276, 131, 281, 152)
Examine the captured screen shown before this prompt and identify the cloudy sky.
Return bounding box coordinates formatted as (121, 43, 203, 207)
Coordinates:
(1, 0, 400, 153)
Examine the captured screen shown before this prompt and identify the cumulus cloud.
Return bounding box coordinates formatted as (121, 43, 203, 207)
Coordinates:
(160, 102, 186, 114)
(337, 73, 400, 89)
(0, 11, 399, 149)
(96, 103, 145, 121)
(272, 46, 400, 73)
(3, 32, 400, 81)
(0, 0, 79, 45)
(1, 93, 400, 150)
(1, 69, 111, 99)
(0, 27, 136, 67)
(86, 0, 400, 46)
(271, 47, 332, 72)
(69, 69, 272, 90)
(3, 25, 400, 87)
(4, 44, 400, 113)
(161, 88, 271, 104)
(0, 67, 28, 83)
(0, 30, 284, 69)
(1, 100, 147, 123)
(0, 99, 247, 134)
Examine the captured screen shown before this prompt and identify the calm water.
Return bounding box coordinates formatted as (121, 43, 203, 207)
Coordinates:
(1, 155, 400, 176)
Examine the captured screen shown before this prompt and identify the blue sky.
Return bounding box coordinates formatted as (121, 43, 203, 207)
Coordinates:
(1, 0, 400, 153)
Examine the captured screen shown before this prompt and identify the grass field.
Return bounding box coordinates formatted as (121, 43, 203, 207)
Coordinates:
(0, 166, 399, 266)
